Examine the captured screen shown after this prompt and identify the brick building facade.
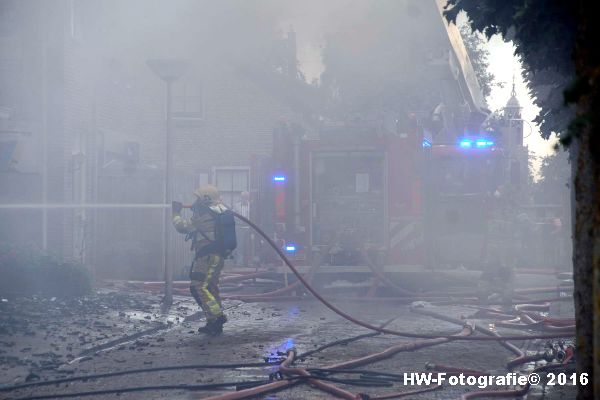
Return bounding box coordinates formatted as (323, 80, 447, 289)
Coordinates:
(1, 0, 315, 279)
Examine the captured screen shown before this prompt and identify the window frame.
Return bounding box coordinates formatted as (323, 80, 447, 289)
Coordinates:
(212, 166, 250, 208)
(171, 79, 204, 122)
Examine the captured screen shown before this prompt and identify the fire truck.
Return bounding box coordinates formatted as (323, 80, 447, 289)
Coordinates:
(250, 118, 510, 273)
(244, 0, 547, 275)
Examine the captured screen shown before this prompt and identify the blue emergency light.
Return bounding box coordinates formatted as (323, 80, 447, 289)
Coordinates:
(476, 140, 495, 148)
(459, 138, 494, 148)
(285, 244, 297, 253)
(272, 174, 287, 183)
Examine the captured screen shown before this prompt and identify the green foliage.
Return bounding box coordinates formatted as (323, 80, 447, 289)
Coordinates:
(534, 150, 571, 204)
(444, 0, 577, 141)
(0, 243, 92, 298)
(459, 25, 497, 98)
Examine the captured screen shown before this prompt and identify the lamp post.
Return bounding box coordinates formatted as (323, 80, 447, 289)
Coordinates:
(146, 59, 188, 306)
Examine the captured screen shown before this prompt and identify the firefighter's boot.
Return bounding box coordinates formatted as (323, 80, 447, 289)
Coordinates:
(198, 315, 227, 336)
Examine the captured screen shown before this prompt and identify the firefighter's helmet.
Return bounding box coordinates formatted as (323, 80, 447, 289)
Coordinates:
(194, 184, 220, 204)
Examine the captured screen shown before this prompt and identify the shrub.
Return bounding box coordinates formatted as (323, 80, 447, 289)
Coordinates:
(0, 243, 92, 298)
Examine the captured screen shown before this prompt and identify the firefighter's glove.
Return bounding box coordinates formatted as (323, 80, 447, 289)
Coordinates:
(172, 201, 183, 215)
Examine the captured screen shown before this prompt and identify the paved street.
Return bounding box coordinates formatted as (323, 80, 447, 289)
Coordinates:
(1, 286, 575, 400)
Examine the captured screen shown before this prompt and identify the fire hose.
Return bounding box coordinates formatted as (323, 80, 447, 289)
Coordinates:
(360, 249, 416, 296)
(324, 324, 473, 370)
(460, 363, 571, 400)
(470, 304, 577, 333)
(232, 211, 575, 341)
(409, 306, 524, 359)
(203, 325, 474, 400)
(412, 304, 576, 373)
(425, 363, 489, 377)
(226, 261, 320, 301)
(279, 350, 366, 400)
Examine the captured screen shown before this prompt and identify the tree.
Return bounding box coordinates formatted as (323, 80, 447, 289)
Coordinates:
(459, 25, 496, 98)
(535, 151, 571, 206)
(444, 1, 600, 398)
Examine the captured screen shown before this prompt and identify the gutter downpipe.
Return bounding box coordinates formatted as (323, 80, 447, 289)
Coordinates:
(41, 2, 49, 251)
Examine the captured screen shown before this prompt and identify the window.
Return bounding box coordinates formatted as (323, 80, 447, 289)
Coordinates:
(213, 167, 249, 207)
(172, 80, 203, 121)
(198, 172, 209, 187)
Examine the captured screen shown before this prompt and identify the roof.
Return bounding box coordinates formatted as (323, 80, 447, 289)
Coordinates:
(506, 94, 521, 108)
(436, 0, 488, 116)
(506, 80, 521, 108)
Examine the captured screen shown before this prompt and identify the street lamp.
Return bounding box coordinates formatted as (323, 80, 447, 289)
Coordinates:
(147, 59, 189, 306)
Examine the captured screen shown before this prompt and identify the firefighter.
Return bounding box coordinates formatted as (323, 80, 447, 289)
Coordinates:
(478, 261, 515, 306)
(479, 199, 517, 306)
(172, 185, 229, 335)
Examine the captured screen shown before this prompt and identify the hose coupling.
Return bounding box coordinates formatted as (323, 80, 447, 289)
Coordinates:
(463, 321, 475, 332)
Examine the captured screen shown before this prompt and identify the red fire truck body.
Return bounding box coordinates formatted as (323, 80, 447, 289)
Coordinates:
(254, 124, 426, 268)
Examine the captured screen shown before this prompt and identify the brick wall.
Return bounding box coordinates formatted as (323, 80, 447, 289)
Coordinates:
(173, 62, 302, 174)
(3, 1, 310, 278)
